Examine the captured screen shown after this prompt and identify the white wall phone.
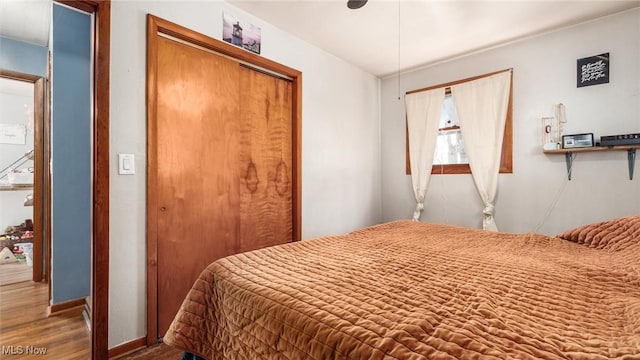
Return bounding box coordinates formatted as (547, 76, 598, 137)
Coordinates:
(542, 103, 567, 150)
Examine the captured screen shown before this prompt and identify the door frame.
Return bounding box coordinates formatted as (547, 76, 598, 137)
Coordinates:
(145, 14, 302, 344)
(0, 70, 45, 283)
(55, 1, 110, 358)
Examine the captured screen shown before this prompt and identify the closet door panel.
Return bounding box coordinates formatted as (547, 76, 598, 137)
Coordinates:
(156, 36, 241, 335)
(239, 67, 293, 252)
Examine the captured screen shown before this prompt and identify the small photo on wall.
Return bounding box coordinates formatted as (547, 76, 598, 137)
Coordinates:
(577, 53, 609, 87)
(222, 12, 262, 54)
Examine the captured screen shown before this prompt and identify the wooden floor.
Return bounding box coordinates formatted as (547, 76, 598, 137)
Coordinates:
(119, 343, 183, 360)
(0, 280, 90, 359)
(0, 272, 183, 359)
(0, 261, 31, 286)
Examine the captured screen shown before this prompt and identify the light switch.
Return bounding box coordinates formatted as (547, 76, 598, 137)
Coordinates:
(118, 154, 135, 175)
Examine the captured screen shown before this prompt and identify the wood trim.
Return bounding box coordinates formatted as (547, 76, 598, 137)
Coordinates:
(293, 76, 303, 242)
(145, 14, 160, 347)
(544, 145, 640, 154)
(406, 68, 512, 95)
(405, 118, 410, 175)
(45, 52, 52, 285)
(108, 337, 147, 359)
(0, 69, 41, 82)
(500, 72, 514, 173)
(56, 1, 111, 359)
(430, 163, 472, 174)
(57, 1, 95, 13)
(32, 78, 44, 282)
(149, 15, 301, 79)
(49, 297, 86, 315)
(146, 14, 302, 343)
(91, 1, 111, 358)
(405, 69, 513, 175)
(46, 50, 52, 290)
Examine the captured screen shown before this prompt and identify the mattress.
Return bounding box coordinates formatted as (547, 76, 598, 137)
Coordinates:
(164, 217, 640, 359)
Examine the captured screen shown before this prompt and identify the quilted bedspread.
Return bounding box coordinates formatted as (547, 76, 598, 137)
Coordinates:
(164, 218, 640, 359)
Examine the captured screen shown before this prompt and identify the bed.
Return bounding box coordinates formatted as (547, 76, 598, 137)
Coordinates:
(164, 216, 640, 359)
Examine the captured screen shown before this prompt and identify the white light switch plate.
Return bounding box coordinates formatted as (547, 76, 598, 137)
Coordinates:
(118, 154, 135, 175)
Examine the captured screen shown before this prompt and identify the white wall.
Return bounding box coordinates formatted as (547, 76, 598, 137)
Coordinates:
(381, 9, 640, 235)
(109, 1, 381, 347)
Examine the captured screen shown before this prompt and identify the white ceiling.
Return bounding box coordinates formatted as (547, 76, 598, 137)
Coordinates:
(0, 1, 637, 78)
(228, 0, 640, 77)
(0, 0, 51, 47)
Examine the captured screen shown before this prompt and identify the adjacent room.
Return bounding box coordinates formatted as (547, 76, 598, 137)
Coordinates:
(0, 0, 638, 359)
(0, 76, 36, 285)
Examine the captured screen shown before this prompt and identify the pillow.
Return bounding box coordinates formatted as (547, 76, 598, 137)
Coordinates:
(556, 215, 640, 251)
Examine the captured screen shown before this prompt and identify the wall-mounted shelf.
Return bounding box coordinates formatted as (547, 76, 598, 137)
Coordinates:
(543, 145, 639, 180)
(0, 184, 33, 191)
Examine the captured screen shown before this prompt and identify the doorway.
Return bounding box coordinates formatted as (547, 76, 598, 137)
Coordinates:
(0, 0, 110, 357)
(0, 72, 45, 286)
(52, 1, 111, 358)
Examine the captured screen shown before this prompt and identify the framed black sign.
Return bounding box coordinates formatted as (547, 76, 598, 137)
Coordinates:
(577, 53, 609, 87)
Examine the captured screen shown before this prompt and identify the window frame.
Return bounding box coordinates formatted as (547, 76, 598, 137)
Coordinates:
(405, 69, 513, 175)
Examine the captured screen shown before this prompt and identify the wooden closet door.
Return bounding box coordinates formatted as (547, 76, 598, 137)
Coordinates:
(156, 36, 241, 335)
(239, 67, 293, 252)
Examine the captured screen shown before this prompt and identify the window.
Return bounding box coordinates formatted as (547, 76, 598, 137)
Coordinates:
(434, 92, 467, 166)
(405, 70, 513, 175)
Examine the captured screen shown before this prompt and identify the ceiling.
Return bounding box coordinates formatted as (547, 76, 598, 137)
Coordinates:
(0, 0, 51, 47)
(0, 1, 638, 78)
(228, 0, 640, 77)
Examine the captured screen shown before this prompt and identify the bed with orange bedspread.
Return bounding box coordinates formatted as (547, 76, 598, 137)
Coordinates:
(164, 216, 640, 359)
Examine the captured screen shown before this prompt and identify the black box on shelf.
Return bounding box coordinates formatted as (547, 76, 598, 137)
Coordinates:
(600, 133, 640, 146)
(562, 133, 594, 149)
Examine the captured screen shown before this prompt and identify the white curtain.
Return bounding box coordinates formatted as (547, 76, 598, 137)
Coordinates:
(451, 71, 511, 231)
(405, 88, 446, 221)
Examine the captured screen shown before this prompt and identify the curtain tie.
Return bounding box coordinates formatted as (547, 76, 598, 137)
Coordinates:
(482, 203, 498, 231)
(412, 202, 424, 222)
(482, 204, 495, 216)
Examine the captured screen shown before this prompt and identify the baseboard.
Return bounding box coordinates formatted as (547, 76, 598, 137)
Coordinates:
(108, 337, 147, 359)
(82, 297, 91, 331)
(48, 297, 86, 316)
